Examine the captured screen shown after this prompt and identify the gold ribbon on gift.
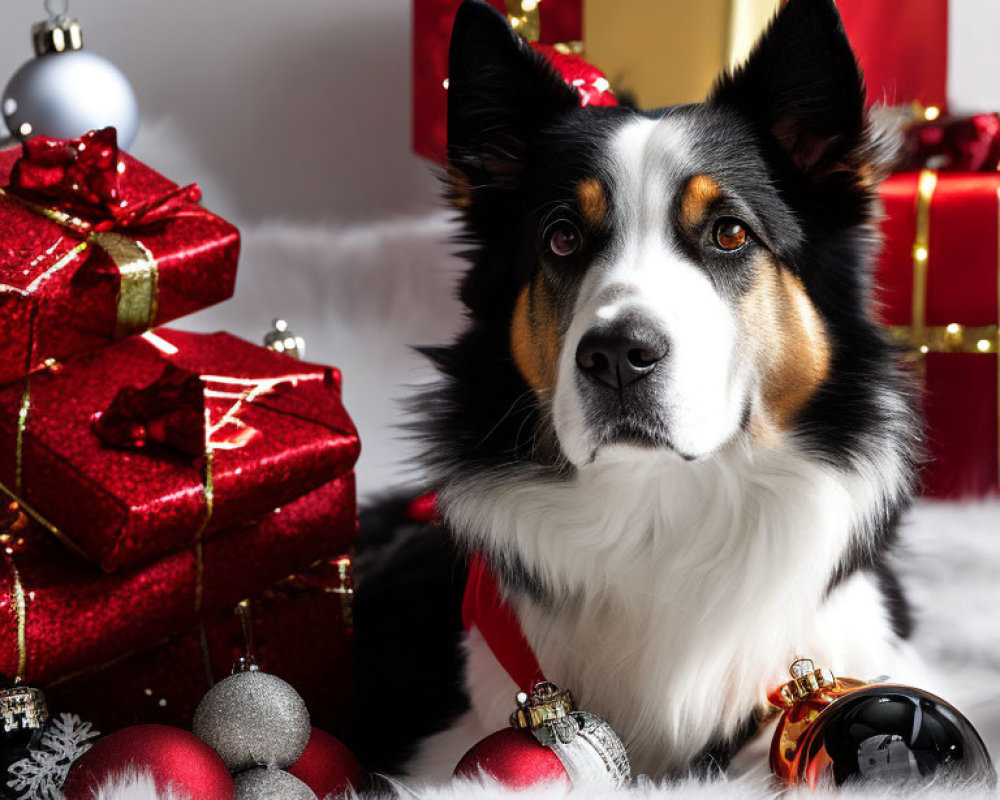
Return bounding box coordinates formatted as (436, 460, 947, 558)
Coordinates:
(0, 187, 161, 342)
(3, 548, 28, 684)
(0, 501, 37, 684)
(92, 231, 159, 339)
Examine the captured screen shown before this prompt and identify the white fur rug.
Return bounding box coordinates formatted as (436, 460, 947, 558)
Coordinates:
(83, 122, 1000, 798)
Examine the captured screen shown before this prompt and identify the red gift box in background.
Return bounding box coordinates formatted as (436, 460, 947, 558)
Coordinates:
(0, 327, 359, 572)
(836, 0, 948, 112)
(46, 557, 355, 735)
(0, 475, 355, 687)
(876, 170, 1000, 497)
(0, 129, 239, 388)
(413, 0, 584, 163)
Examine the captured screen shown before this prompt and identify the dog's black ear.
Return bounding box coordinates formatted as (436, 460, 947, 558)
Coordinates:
(447, 0, 578, 188)
(710, 0, 865, 179)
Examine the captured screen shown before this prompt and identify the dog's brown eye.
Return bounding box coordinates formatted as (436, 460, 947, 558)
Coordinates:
(546, 221, 581, 257)
(714, 219, 748, 251)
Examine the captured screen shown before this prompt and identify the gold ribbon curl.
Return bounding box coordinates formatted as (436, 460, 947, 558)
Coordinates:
(3, 550, 28, 684)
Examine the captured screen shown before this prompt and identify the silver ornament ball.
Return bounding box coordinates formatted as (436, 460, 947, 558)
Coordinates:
(234, 768, 316, 800)
(2, 13, 139, 148)
(193, 669, 311, 772)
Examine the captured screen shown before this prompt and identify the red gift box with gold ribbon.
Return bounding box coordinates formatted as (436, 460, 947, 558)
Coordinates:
(0, 476, 355, 688)
(0, 128, 239, 386)
(45, 556, 355, 734)
(877, 169, 1000, 497)
(0, 327, 360, 572)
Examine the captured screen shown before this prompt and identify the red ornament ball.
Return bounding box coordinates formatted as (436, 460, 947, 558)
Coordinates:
(63, 724, 234, 800)
(287, 727, 366, 797)
(454, 728, 569, 789)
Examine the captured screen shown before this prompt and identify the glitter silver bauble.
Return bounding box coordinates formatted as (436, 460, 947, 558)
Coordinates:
(234, 767, 316, 800)
(2, 12, 139, 147)
(193, 666, 311, 772)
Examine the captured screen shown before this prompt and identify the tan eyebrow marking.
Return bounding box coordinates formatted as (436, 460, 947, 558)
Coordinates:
(680, 174, 722, 230)
(575, 177, 608, 227)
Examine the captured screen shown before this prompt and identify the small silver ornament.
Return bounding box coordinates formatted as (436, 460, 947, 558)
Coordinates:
(2, 1, 140, 147)
(193, 661, 311, 772)
(234, 767, 316, 800)
(263, 319, 305, 360)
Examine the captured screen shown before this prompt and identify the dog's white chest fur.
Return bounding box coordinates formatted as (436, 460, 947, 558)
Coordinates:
(430, 440, 911, 780)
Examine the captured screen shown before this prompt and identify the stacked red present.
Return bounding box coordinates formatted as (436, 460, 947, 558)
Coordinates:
(0, 128, 359, 735)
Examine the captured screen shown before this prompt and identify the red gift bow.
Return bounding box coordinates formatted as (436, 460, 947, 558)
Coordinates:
(92, 362, 206, 458)
(5, 126, 202, 231)
(532, 44, 617, 109)
(899, 113, 1000, 173)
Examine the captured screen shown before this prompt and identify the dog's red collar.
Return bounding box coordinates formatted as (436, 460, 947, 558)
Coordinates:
(462, 553, 546, 692)
(408, 493, 546, 691)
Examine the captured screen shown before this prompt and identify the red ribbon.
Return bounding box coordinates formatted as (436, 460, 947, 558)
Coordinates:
(91, 362, 206, 457)
(407, 493, 545, 692)
(462, 553, 546, 692)
(5, 126, 202, 231)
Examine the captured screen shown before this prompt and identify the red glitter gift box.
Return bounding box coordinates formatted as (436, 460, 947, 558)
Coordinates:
(45, 556, 355, 735)
(0, 476, 355, 687)
(876, 170, 1000, 497)
(0, 327, 360, 572)
(0, 128, 239, 386)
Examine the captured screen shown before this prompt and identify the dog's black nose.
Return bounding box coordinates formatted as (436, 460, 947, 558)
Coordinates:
(575, 320, 669, 391)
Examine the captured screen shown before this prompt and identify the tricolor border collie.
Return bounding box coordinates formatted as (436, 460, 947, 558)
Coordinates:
(354, 0, 920, 782)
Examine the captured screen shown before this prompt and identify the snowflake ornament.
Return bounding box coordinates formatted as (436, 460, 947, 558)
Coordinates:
(7, 713, 99, 799)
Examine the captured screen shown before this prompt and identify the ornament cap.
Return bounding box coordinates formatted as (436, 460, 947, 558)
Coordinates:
(232, 656, 260, 674)
(263, 319, 305, 359)
(0, 685, 48, 733)
(510, 682, 575, 732)
(771, 658, 838, 709)
(32, 17, 83, 56)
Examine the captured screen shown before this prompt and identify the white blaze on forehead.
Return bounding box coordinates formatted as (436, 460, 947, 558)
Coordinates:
(552, 116, 751, 464)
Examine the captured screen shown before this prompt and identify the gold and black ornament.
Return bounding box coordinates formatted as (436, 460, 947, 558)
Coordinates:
(769, 658, 996, 789)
